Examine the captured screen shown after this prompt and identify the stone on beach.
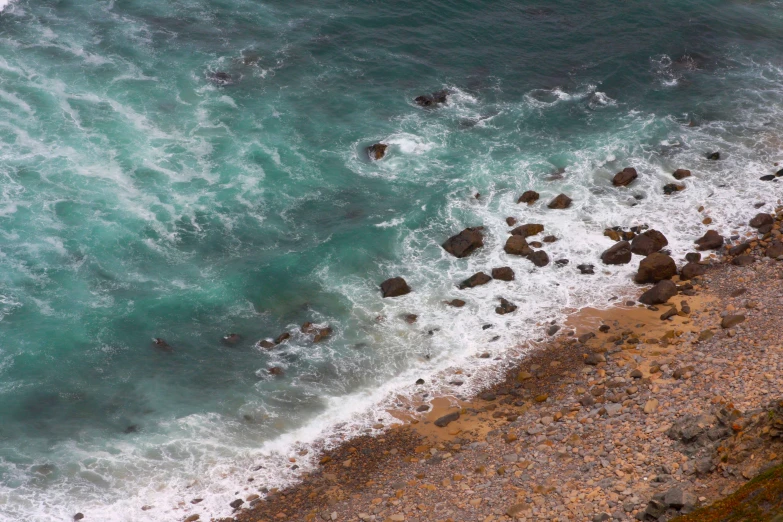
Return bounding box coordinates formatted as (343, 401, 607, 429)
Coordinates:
(638, 280, 677, 305)
(634, 252, 677, 283)
(695, 230, 724, 250)
(434, 411, 460, 427)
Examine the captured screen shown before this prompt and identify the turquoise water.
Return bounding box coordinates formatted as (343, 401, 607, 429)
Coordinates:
(0, 0, 781, 520)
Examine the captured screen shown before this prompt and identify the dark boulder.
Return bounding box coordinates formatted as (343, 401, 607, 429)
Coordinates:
(767, 241, 783, 259)
(760, 174, 776, 181)
(256, 339, 275, 349)
(673, 169, 691, 180)
(495, 298, 517, 315)
(663, 183, 686, 195)
(685, 252, 701, 262)
(73, 514, 84, 521)
(547, 194, 572, 209)
(442, 227, 484, 257)
(511, 223, 544, 237)
(634, 252, 677, 283)
(601, 241, 632, 265)
(381, 277, 411, 298)
(728, 242, 751, 256)
(229, 499, 245, 509)
(367, 143, 388, 160)
(504, 235, 533, 256)
(491, 266, 515, 281)
(517, 190, 540, 204)
(222, 333, 242, 344)
(274, 332, 290, 344)
(505, 217, 517, 226)
(612, 167, 638, 187)
(732, 255, 754, 266)
(446, 299, 466, 307)
(543, 235, 557, 243)
(459, 272, 492, 289)
(630, 229, 668, 256)
(679, 262, 707, 280)
(577, 264, 595, 274)
(695, 230, 723, 251)
(414, 89, 449, 107)
(527, 250, 550, 267)
(434, 411, 460, 427)
(638, 280, 677, 305)
(268, 367, 284, 376)
(152, 338, 173, 352)
(721, 315, 745, 329)
(749, 213, 774, 229)
(707, 151, 720, 160)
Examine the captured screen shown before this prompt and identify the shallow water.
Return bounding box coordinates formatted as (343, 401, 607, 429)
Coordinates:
(0, 0, 782, 520)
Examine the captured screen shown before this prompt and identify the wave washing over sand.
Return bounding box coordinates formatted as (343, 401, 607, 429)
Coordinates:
(0, 0, 782, 521)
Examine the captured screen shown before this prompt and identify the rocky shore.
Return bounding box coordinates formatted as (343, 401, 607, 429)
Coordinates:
(203, 199, 783, 522)
(170, 134, 783, 522)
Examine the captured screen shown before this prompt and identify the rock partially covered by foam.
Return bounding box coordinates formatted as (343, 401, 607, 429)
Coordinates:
(442, 227, 484, 258)
(612, 167, 638, 187)
(380, 277, 411, 298)
(367, 143, 387, 160)
(601, 241, 632, 265)
(414, 89, 449, 107)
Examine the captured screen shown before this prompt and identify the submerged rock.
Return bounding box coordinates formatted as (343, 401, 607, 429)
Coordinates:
(152, 338, 172, 352)
(380, 277, 411, 298)
(446, 299, 466, 307)
(673, 168, 692, 180)
(442, 227, 484, 258)
(638, 280, 677, 305)
(208, 71, 233, 85)
(577, 264, 595, 274)
(707, 151, 720, 160)
(222, 333, 242, 344)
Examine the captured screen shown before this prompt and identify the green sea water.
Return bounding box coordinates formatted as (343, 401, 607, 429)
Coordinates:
(0, 0, 781, 519)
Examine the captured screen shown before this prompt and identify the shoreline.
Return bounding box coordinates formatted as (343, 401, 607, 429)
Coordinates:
(210, 204, 783, 522)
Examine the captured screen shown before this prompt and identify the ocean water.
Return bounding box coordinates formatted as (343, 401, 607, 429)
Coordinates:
(0, 0, 782, 520)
